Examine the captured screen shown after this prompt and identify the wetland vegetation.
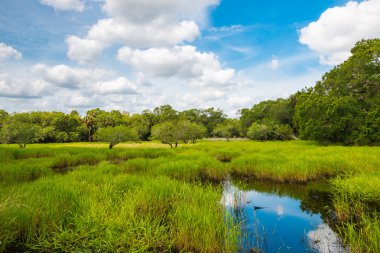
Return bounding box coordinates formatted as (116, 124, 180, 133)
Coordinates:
(0, 141, 379, 252)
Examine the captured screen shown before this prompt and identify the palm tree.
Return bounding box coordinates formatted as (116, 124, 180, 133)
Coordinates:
(82, 115, 96, 142)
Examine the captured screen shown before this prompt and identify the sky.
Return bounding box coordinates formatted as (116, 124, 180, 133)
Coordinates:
(1, 0, 380, 116)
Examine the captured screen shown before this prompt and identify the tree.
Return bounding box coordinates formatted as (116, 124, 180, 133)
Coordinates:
(128, 110, 157, 141)
(0, 120, 41, 148)
(239, 98, 295, 136)
(213, 119, 241, 141)
(94, 126, 139, 149)
(151, 121, 181, 148)
(0, 109, 8, 129)
(199, 108, 227, 137)
(180, 121, 207, 144)
(247, 123, 273, 141)
(153, 105, 178, 123)
(247, 123, 293, 141)
(82, 115, 96, 142)
(294, 93, 362, 144)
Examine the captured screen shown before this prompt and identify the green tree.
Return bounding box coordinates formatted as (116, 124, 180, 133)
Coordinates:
(180, 121, 207, 144)
(292, 39, 380, 145)
(239, 98, 295, 136)
(294, 93, 362, 144)
(247, 123, 293, 141)
(200, 108, 227, 137)
(0, 120, 41, 148)
(213, 119, 241, 141)
(82, 115, 97, 142)
(128, 110, 157, 141)
(94, 126, 139, 149)
(153, 105, 178, 123)
(0, 109, 9, 129)
(247, 123, 273, 141)
(151, 121, 181, 148)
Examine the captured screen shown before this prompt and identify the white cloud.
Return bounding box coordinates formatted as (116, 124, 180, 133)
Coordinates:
(66, 0, 220, 63)
(271, 56, 279, 70)
(299, 0, 380, 65)
(32, 63, 108, 89)
(227, 96, 253, 108)
(102, 0, 219, 24)
(0, 43, 22, 61)
(66, 36, 104, 64)
(0, 74, 52, 98)
(117, 45, 236, 87)
(308, 224, 348, 253)
(276, 204, 284, 216)
(40, 0, 85, 12)
(87, 18, 199, 48)
(60, 91, 98, 108)
(93, 77, 138, 95)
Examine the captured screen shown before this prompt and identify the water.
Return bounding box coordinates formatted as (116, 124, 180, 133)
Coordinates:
(223, 181, 349, 253)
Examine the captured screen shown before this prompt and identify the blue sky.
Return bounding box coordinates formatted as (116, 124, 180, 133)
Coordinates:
(0, 0, 379, 115)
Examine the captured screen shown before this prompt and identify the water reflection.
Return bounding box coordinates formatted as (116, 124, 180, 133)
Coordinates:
(222, 181, 348, 253)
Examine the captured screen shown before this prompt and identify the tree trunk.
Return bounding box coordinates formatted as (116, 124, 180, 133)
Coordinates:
(175, 142, 178, 148)
(109, 143, 114, 149)
(88, 129, 91, 142)
(226, 137, 229, 142)
(168, 143, 173, 148)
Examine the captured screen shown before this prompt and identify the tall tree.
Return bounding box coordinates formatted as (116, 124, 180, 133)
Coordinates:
(94, 126, 139, 149)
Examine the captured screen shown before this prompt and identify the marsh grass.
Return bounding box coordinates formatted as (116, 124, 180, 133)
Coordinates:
(0, 141, 379, 252)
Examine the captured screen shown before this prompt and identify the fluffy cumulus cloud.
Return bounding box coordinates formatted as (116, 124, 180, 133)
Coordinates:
(0, 62, 143, 113)
(32, 63, 108, 89)
(66, 0, 220, 64)
(32, 64, 139, 95)
(102, 0, 219, 24)
(87, 18, 199, 49)
(299, 0, 380, 65)
(66, 36, 104, 64)
(0, 73, 52, 98)
(40, 0, 85, 12)
(92, 77, 138, 95)
(117, 45, 236, 87)
(0, 43, 22, 61)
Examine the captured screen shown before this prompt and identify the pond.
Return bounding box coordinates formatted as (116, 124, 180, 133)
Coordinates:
(222, 180, 349, 253)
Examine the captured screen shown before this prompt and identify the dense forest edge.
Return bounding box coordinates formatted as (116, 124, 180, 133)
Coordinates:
(1, 39, 379, 148)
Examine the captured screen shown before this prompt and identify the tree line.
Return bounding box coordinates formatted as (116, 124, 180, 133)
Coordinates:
(0, 39, 379, 148)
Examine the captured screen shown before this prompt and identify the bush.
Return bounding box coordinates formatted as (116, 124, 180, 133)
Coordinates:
(247, 123, 293, 141)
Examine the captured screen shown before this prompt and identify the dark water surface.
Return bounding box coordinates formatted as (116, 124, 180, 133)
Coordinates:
(223, 180, 349, 253)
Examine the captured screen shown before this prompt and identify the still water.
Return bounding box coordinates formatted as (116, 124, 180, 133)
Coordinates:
(223, 181, 349, 253)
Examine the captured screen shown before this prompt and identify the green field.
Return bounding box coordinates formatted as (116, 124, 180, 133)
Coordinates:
(1, 141, 380, 252)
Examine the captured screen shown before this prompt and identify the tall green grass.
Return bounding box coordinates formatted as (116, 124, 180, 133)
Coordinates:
(0, 141, 379, 252)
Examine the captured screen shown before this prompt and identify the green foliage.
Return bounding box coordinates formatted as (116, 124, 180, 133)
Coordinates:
(0, 109, 8, 128)
(293, 39, 380, 145)
(213, 119, 241, 141)
(151, 121, 181, 148)
(153, 104, 179, 123)
(151, 120, 205, 147)
(294, 92, 363, 144)
(0, 117, 42, 148)
(94, 126, 139, 149)
(247, 123, 272, 140)
(180, 121, 207, 144)
(128, 110, 157, 141)
(239, 98, 295, 135)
